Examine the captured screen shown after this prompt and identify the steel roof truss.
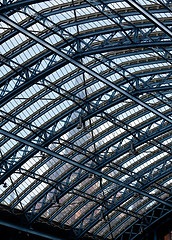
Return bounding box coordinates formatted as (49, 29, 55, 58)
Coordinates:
(114, 196, 172, 240)
(5, 137, 171, 226)
(0, 14, 171, 125)
(126, 0, 172, 38)
(0, 128, 171, 210)
(0, 95, 171, 186)
(85, 0, 134, 43)
(0, 1, 172, 239)
(72, 167, 171, 237)
(0, 89, 170, 176)
(25, 133, 172, 225)
(2, 127, 170, 216)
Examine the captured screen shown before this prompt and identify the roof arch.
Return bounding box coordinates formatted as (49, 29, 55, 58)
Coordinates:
(0, 0, 171, 239)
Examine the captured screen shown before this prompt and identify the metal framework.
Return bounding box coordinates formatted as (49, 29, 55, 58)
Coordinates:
(0, 0, 171, 239)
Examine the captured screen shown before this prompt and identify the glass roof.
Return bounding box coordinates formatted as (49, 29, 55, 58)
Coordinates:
(0, 0, 171, 239)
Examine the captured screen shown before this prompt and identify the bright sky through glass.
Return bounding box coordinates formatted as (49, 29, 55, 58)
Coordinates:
(0, 0, 171, 239)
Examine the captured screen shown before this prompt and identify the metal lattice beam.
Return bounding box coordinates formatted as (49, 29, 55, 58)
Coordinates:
(0, 2, 172, 239)
(126, 0, 172, 38)
(0, 128, 171, 209)
(0, 14, 171, 124)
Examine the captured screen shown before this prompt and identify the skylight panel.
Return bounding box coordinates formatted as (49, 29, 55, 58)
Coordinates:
(76, 6, 96, 16)
(1, 122, 16, 133)
(0, 0, 171, 238)
(109, 1, 130, 10)
(28, 22, 46, 33)
(62, 76, 82, 91)
(158, 104, 171, 112)
(1, 33, 28, 55)
(162, 137, 172, 145)
(43, 0, 59, 7)
(0, 103, 12, 114)
(1, 138, 18, 154)
(138, 0, 156, 5)
(21, 182, 48, 208)
(125, 14, 146, 22)
(35, 164, 48, 176)
(35, 1, 54, 11)
(164, 178, 172, 187)
(0, 65, 11, 77)
(87, 81, 105, 95)
(65, 26, 78, 35)
(9, 11, 27, 24)
(0, 21, 10, 34)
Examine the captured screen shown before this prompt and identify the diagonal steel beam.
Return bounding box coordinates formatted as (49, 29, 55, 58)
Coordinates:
(0, 14, 171, 124)
(125, 0, 172, 38)
(85, 0, 134, 43)
(0, 128, 171, 208)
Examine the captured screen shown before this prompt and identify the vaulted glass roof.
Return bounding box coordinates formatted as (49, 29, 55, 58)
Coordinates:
(0, 0, 171, 239)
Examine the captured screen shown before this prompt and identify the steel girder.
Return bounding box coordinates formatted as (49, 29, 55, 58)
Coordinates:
(0, 119, 171, 225)
(113, 196, 172, 240)
(0, 42, 171, 185)
(1, 50, 172, 117)
(0, 88, 171, 181)
(0, 104, 171, 229)
(125, 0, 172, 37)
(0, 79, 171, 181)
(0, 2, 171, 63)
(0, 95, 171, 212)
(1, 48, 172, 105)
(0, 83, 171, 236)
(0, 128, 171, 217)
(0, 119, 170, 201)
(1, 115, 171, 198)
(0, 12, 171, 122)
(0, 15, 172, 124)
(75, 192, 172, 239)
(0, 0, 172, 240)
(0, 71, 171, 234)
(0, 3, 171, 101)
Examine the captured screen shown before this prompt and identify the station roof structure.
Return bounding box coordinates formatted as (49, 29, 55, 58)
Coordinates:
(0, 0, 171, 239)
